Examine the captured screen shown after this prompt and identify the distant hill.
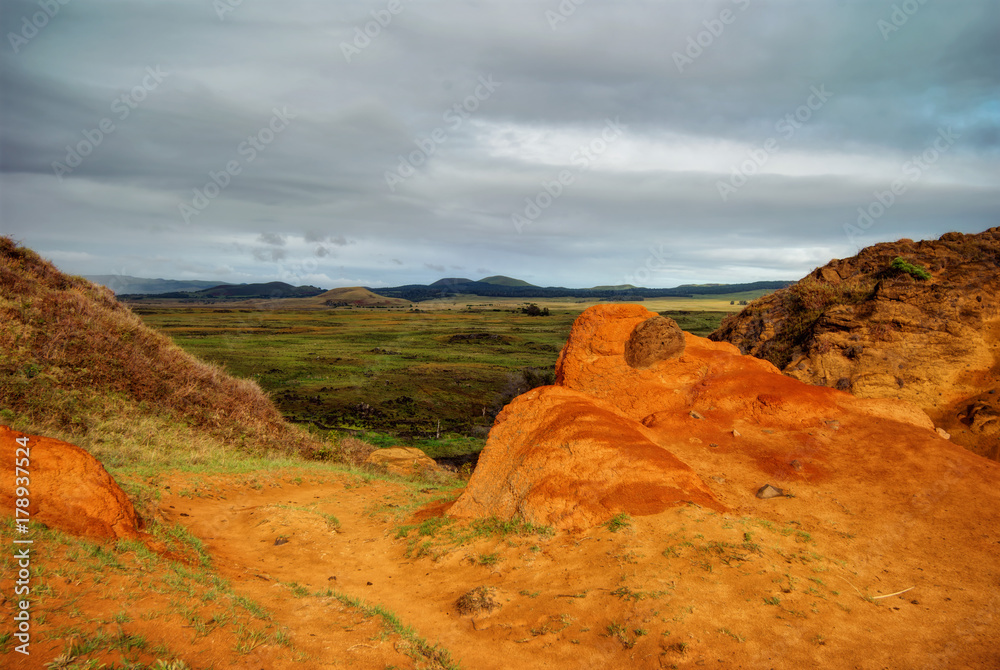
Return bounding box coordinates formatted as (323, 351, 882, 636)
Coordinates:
(478, 275, 537, 287)
(124, 281, 325, 302)
(86, 275, 230, 295)
(273, 287, 410, 309)
(371, 279, 793, 303)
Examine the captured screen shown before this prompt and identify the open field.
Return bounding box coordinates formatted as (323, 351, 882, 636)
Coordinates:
(131, 299, 747, 457)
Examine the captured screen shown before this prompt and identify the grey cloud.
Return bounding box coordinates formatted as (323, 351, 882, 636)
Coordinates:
(1, 0, 997, 288)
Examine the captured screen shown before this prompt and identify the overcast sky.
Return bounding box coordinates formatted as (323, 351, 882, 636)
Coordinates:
(1, 0, 998, 289)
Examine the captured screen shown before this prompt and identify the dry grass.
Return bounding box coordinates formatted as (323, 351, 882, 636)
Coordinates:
(335, 436, 379, 466)
(0, 236, 324, 461)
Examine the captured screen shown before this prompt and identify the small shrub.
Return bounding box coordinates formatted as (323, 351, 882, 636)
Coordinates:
(889, 257, 931, 280)
(606, 513, 632, 533)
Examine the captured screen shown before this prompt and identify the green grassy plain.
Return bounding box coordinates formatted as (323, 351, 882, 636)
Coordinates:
(132, 294, 759, 456)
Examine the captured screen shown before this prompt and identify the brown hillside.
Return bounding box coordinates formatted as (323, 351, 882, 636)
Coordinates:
(0, 236, 320, 457)
(710, 228, 1000, 460)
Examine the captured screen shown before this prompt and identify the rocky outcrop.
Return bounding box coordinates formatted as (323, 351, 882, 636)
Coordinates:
(0, 426, 142, 540)
(711, 228, 1000, 460)
(365, 447, 439, 476)
(449, 304, 980, 530)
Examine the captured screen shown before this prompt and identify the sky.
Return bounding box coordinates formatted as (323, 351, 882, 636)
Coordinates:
(1, 0, 998, 290)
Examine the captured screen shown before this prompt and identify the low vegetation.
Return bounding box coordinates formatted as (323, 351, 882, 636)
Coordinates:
(888, 256, 932, 280)
(0, 236, 321, 463)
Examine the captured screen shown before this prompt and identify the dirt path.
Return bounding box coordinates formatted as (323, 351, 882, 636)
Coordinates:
(158, 467, 1000, 670)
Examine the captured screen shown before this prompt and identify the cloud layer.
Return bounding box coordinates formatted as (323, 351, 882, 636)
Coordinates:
(2, 0, 998, 288)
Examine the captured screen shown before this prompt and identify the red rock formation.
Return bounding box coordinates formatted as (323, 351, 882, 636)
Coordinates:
(450, 304, 993, 530)
(711, 227, 1000, 460)
(0, 426, 142, 540)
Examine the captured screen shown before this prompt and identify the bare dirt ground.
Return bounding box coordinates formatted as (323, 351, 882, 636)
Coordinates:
(4, 461, 999, 669)
(168, 465, 1000, 670)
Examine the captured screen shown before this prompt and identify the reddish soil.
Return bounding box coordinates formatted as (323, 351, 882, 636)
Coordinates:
(3, 459, 999, 669)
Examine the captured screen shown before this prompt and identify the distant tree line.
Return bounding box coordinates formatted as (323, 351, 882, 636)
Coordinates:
(372, 280, 792, 303)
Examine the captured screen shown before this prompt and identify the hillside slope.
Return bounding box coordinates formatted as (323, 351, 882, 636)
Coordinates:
(0, 237, 322, 464)
(711, 228, 1000, 460)
(274, 286, 411, 308)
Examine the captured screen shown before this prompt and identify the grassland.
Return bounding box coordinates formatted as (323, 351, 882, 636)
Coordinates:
(130, 294, 762, 458)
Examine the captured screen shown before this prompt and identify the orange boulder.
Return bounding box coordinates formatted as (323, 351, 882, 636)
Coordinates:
(448, 385, 723, 530)
(0, 426, 142, 540)
(451, 304, 996, 532)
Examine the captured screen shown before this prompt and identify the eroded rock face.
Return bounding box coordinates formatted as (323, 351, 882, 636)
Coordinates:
(0, 426, 142, 540)
(451, 304, 968, 530)
(711, 227, 1000, 460)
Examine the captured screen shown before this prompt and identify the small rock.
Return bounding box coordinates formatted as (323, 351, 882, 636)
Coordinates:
(756, 484, 786, 499)
(936, 427, 951, 440)
(274, 537, 289, 546)
(732, 429, 741, 437)
(367, 581, 373, 586)
(709, 443, 719, 448)
(623, 315, 686, 368)
(689, 411, 705, 420)
(790, 460, 803, 471)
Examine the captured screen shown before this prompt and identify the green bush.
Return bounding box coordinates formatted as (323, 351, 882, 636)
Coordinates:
(889, 257, 931, 280)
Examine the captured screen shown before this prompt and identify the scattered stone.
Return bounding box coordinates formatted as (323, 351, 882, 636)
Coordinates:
(709, 443, 719, 448)
(689, 411, 705, 420)
(623, 315, 686, 369)
(756, 484, 787, 499)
